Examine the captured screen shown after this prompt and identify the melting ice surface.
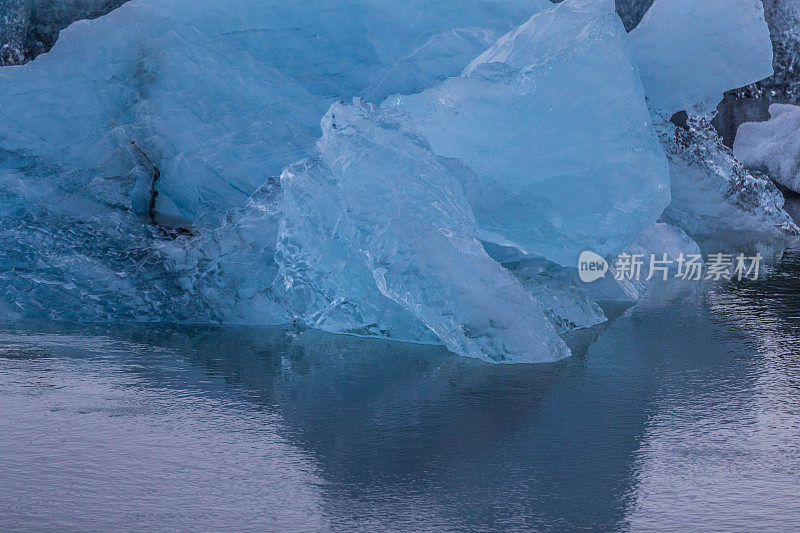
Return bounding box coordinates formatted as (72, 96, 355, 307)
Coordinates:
(0, 0, 798, 361)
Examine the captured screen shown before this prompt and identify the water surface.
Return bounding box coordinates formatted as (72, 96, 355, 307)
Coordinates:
(2, 254, 800, 531)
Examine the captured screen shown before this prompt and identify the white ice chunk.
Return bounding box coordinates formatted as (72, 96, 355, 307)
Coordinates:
(734, 103, 800, 193)
(386, 0, 669, 267)
(629, 0, 774, 116)
(658, 116, 799, 251)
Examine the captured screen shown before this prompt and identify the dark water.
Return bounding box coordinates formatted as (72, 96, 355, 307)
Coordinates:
(2, 255, 800, 531)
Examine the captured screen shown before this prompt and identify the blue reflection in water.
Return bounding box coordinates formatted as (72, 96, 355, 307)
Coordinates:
(1, 253, 799, 531)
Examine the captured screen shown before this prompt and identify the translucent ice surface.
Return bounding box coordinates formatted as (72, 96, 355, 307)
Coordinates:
(610, 222, 703, 303)
(387, 0, 670, 267)
(502, 257, 607, 334)
(658, 116, 799, 251)
(275, 101, 570, 363)
(0, 0, 551, 228)
(629, 0, 774, 116)
(160, 179, 288, 325)
(1, 0, 797, 363)
(0, 0, 566, 351)
(0, 1, 327, 228)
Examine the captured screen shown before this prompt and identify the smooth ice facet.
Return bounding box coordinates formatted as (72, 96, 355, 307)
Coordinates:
(387, 0, 670, 267)
(629, 0, 774, 116)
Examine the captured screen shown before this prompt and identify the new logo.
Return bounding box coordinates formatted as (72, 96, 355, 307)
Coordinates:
(578, 251, 608, 283)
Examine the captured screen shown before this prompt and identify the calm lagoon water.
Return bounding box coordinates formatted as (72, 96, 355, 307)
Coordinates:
(2, 253, 799, 531)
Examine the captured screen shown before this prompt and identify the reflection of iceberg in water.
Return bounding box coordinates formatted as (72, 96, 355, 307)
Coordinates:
(7, 276, 797, 531)
(0, 320, 630, 529)
(622, 251, 800, 530)
(0, 327, 331, 530)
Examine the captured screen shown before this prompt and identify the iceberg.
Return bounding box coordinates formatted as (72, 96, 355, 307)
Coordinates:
(387, 0, 670, 267)
(0, 0, 128, 65)
(275, 101, 570, 363)
(657, 116, 798, 250)
(734, 104, 800, 193)
(0, 0, 552, 325)
(2, 0, 798, 363)
(0, 1, 328, 229)
(626, 0, 798, 251)
(629, 0, 774, 117)
(0, 0, 551, 229)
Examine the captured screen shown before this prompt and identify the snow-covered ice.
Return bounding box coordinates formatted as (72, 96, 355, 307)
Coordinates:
(735, 104, 800, 192)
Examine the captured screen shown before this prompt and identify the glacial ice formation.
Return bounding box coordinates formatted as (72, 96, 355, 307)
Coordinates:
(0, 0, 552, 229)
(388, 0, 670, 267)
(0, 0, 797, 361)
(0, 0, 127, 65)
(619, 0, 798, 145)
(0, 1, 325, 228)
(626, 0, 798, 250)
(618, 0, 800, 95)
(0, 164, 206, 322)
(629, 0, 773, 117)
(734, 104, 800, 193)
(656, 116, 798, 251)
(275, 101, 570, 363)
